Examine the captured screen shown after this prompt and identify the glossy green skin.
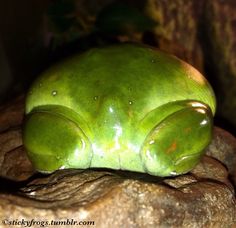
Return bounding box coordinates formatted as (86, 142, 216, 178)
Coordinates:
(23, 44, 216, 176)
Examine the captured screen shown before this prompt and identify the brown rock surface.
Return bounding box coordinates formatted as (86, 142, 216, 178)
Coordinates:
(206, 127, 236, 188)
(0, 96, 24, 132)
(0, 96, 236, 227)
(145, 0, 205, 72)
(201, 0, 236, 129)
(0, 96, 34, 181)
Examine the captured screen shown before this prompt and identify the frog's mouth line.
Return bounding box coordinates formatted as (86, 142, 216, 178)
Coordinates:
(29, 104, 92, 136)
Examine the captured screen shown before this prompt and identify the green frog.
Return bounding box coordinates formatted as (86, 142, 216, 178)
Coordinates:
(23, 44, 216, 176)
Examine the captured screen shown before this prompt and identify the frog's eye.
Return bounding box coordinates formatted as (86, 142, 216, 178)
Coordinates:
(23, 109, 92, 173)
(140, 101, 213, 177)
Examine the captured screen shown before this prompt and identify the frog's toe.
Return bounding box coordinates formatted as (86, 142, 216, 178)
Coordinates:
(23, 111, 92, 172)
(140, 102, 213, 177)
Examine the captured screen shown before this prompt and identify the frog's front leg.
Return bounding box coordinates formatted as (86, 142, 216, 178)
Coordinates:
(140, 100, 213, 177)
(23, 106, 92, 173)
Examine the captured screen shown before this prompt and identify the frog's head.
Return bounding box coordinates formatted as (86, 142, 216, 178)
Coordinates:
(23, 44, 215, 176)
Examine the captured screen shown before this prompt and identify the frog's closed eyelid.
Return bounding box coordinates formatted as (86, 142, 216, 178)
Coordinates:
(138, 100, 211, 135)
(140, 104, 213, 176)
(30, 104, 93, 139)
(23, 110, 93, 172)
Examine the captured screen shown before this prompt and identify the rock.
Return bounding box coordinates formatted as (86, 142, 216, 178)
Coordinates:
(206, 127, 236, 187)
(0, 96, 24, 132)
(0, 96, 34, 181)
(144, 0, 205, 72)
(0, 96, 236, 227)
(0, 168, 235, 227)
(0, 144, 34, 181)
(200, 0, 236, 129)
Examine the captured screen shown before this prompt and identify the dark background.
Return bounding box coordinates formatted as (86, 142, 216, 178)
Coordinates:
(0, 0, 235, 134)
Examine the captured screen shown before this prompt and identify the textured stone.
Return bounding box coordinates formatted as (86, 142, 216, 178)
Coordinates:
(0, 96, 24, 133)
(0, 96, 236, 227)
(145, 0, 205, 72)
(0, 168, 235, 227)
(0, 96, 34, 181)
(206, 127, 236, 187)
(200, 0, 236, 129)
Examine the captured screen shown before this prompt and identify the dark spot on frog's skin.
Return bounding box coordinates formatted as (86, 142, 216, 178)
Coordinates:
(94, 80, 102, 87)
(166, 141, 177, 154)
(184, 127, 192, 133)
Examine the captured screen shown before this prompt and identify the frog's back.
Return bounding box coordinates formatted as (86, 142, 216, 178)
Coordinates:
(26, 44, 216, 122)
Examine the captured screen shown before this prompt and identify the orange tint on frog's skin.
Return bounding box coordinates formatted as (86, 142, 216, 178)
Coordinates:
(23, 44, 216, 177)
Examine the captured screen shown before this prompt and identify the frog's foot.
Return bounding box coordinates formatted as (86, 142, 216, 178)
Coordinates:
(140, 100, 213, 177)
(23, 106, 92, 173)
